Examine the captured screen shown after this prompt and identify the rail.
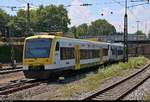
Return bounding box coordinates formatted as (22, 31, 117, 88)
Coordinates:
(0, 79, 41, 96)
(81, 63, 150, 100)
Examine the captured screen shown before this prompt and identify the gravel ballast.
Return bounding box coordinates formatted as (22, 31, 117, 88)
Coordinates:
(123, 69, 150, 100)
(1, 67, 149, 100)
(0, 72, 25, 84)
(0, 57, 149, 100)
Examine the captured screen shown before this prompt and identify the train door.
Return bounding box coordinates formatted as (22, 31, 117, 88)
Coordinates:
(115, 47, 118, 60)
(100, 48, 104, 64)
(54, 41, 60, 64)
(108, 45, 112, 61)
(75, 45, 80, 70)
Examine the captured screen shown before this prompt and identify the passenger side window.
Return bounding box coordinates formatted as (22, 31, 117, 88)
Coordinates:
(80, 49, 99, 59)
(104, 49, 108, 56)
(60, 47, 75, 60)
(118, 49, 123, 55)
(55, 42, 60, 51)
(111, 48, 115, 55)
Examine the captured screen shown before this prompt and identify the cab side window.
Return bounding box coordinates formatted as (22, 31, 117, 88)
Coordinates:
(55, 42, 60, 51)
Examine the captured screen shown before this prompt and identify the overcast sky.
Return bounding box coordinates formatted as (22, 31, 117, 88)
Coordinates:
(0, 0, 150, 34)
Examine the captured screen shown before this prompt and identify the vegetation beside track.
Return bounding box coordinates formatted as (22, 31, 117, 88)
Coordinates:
(144, 92, 150, 100)
(0, 44, 23, 63)
(49, 56, 147, 100)
(0, 41, 4, 45)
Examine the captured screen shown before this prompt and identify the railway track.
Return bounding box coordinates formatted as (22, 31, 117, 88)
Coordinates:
(0, 65, 22, 70)
(0, 69, 22, 75)
(0, 79, 46, 98)
(81, 63, 150, 100)
(0, 63, 22, 70)
(0, 64, 23, 75)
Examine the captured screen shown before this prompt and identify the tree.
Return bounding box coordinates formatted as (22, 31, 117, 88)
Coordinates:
(0, 9, 9, 36)
(88, 19, 116, 36)
(7, 8, 36, 37)
(8, 4, 70, 37)
(7, 16, 27, 37)
(35, 5, 70, 33)
(134, 30, 145, 35)
(69, 19, 116, 37)
(68, 26, 77, 38)
(17, 9, 37, 34)
(76, 23, 88, 36)
(148, 31, 150, 38)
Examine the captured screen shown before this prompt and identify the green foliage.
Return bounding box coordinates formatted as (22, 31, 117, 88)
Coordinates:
(134, 30, 145, 35)
(7, 16, 27, 37)
(0, 9, 10, 34)
(76, 23, 88, 36)
(148, 31, 150, 38)
(0, 6, 116, 37)
(0, 45, 23, 63)
(144, 92, 150, 100)
(34, 5, 70, 33)
(68, 26, 77, 38)
(51, 56, 146, 99)
(0, 45, 11, 63)
(68, 24, 88, 38)
(2, 5, 70, 37)
(88, 19, 116, 36)
(19, 4, 70, 34)
(69, 19, 116, 37)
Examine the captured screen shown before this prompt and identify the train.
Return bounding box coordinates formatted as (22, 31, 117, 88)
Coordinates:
(22, 32, 124, 79)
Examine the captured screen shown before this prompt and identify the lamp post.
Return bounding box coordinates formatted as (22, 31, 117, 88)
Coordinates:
(27, 3, 30, 35)
(124, 0, 128, 62)
(122, 0, 150, 62)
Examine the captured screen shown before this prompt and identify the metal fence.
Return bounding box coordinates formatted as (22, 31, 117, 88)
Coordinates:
(79, 34, 148, 42)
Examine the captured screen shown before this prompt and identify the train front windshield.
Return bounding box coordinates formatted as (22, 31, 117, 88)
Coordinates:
(25, 38, 52, 58)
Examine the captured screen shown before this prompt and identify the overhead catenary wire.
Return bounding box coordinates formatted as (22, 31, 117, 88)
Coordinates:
(112, 0, 149, 34)
(0, 0, 148, 31)
(16, 0, 39, 8)
(0, 5, 25, 11)
(112, 0, 139, 20)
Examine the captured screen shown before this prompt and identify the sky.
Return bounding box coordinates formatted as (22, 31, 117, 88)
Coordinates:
(0, 0, 150, 35)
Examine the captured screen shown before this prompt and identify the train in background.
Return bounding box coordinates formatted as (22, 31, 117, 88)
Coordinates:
(23, 32, 124, 79)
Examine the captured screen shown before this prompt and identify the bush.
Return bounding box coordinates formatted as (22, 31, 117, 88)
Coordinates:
(0, 44, 23, 63)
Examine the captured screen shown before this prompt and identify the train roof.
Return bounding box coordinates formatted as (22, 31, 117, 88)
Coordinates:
(25, 34, 56, 40)
(25, 35, 123, 47)
(110, 43, 124, 46)
(26, 35, 106, 43)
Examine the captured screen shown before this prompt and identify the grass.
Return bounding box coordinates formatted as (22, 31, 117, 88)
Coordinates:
(0, 41, 5, 46)
(49, 56, 147, 100)
(144, 92, 150, 100)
